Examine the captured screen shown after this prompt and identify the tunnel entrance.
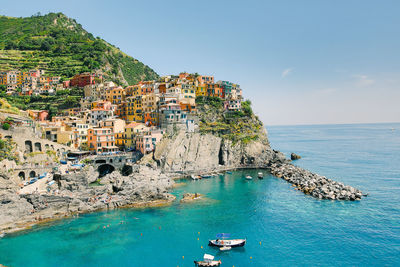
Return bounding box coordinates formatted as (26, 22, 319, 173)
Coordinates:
(98, 164, 115, 178)
(18, 171, 25, 180)
(29, 171, 36, 178)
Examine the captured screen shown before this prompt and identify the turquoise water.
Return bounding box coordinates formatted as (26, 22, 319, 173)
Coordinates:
(1, 123, 399, 266)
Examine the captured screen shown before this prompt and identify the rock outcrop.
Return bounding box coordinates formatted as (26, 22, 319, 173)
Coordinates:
(154, 129, 286, 173)
(0, 165, 175, 234)
(291, 153, 301, 160)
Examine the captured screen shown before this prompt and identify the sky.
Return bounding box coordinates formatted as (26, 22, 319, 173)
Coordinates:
(1, 0, 399, 125)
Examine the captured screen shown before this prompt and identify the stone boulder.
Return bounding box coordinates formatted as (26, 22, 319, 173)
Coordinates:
(291, 153, 301, 160)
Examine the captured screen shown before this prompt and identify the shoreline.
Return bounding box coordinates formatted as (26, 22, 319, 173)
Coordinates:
(1, 162, 364, 237)
(1, 196, 176, 237)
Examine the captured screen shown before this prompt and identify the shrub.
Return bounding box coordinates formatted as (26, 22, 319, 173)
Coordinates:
(2, 123, 10, 130)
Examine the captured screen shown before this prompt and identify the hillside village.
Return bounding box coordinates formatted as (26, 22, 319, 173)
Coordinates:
(0, 69, 244, 155)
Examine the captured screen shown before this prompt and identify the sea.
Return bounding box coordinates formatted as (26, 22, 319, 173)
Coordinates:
(0, 123, 399, 266)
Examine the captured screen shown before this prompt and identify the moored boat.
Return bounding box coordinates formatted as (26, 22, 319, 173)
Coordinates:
(194, 254, 221, 267)
(245, 175, 252, 180)
(191, 175, 201, 180)
(226, 171, 232, 174)
(219, 246, 231, 251)
(209, 239, 246, 247)
(258, 172, 263, 179)
(201, 174, 212, 178)
(209, 233, 246, 247)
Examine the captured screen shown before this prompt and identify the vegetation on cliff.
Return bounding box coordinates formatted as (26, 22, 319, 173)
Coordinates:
(0, 12, 158, 85)
(0, 97, 22, 115)
(196, 96, 264, 144)
(1, 85, 83, 116)
(0, 138, 18, 163)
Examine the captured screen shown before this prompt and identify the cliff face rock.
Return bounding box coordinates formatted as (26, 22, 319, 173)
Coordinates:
(154, 132, 222, 172)
(154, 128, 286, 173)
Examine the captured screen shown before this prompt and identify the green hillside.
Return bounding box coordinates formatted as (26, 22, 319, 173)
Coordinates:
(0, 12, 158, 85)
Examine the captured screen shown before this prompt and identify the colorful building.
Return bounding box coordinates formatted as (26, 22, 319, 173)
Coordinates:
(106, 86, 126, 105)
(136, 130, 163, 154)
(87, 127, 117, 153)
(124, 122, 147, 149)
(70, 73, 96, 88)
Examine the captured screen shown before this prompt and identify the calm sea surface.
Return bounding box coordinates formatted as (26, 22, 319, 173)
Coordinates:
(0, 123, 399, 266)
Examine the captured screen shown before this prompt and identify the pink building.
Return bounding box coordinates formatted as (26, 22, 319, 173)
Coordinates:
(136, 130, 163, 154)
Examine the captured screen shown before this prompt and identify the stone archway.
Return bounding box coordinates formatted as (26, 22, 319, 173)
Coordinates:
(25, 140, 33, 153)
(18, 171, 25, 180)
(34, 142, 42, 152)
(29, 171, 36, 178)
(98, 164, 115, 178)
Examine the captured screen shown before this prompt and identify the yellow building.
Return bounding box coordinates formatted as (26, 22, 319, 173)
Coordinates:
(106, 86, 126, 105)
(196, 84, 207, 97)
(115, 132, 125, 147)
(181, 84, 196, 99)
(125, 96, 136, 122)
(0, 72, 7, 85)
(125, 95, 143, 122)
(133, 96, 143, 122)
(124, 122, 147, 149)
(142, 93, 159, 113)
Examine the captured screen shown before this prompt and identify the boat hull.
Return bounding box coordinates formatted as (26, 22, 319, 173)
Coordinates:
(208, 239, 246, 247)
(194, 260, 221, 266)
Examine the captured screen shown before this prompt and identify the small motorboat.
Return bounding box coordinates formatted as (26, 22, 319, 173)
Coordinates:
(245, 175, 252, 180)
(226, 171, 232, 174)
(191, 175, 201, 180)
(209, 233, 246, 247)
(258, 172, 263, 179)
(194, 254, 221, 267)
(201, 174, 212, 179)
(219, 246, 231, 251)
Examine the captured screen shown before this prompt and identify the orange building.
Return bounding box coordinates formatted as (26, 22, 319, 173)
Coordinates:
(87, 127, 117, 154)
(206, 84, 223, 98)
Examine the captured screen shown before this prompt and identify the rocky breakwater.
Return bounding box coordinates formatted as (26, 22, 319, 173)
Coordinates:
(0, 165, 175, 234)
(269, 162, 363, 201)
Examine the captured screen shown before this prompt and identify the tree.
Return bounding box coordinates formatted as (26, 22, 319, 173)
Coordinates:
(2, 123, 10, 130)
(241, 100, 253, 116)
(40, 40, 51, 51)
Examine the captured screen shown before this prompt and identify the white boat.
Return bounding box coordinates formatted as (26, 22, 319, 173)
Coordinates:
(191, 175, 201, 180)
(258, 172, 263, 179)
(245, 175, 252, 180)
(219, 246, 231, 251)
(209, 233, 246, 248)
(194, 254, 221, 267)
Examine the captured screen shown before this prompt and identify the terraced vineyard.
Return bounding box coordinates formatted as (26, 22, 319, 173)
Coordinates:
(0, 50, 84, 77)
(0, 12, 158, 85)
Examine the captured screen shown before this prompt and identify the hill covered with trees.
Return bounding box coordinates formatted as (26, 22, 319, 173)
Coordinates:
(0, 12, 158, 85)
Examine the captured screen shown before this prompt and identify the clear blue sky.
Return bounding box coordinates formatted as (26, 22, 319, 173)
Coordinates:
(2, 0, 399, 125)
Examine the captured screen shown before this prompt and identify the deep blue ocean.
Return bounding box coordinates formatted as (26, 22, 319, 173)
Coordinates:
(0, 123, 399, 266)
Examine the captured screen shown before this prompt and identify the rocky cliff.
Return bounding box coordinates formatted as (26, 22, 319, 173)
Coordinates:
(154, 97, 286, 173)
(153, 130, 285, 173)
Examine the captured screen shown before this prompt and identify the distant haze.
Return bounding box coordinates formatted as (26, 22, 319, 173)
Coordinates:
(2, 0, 399, 125)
